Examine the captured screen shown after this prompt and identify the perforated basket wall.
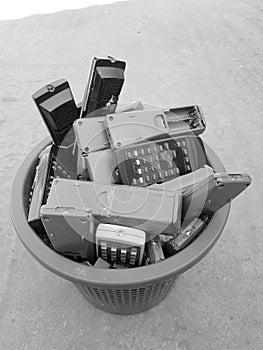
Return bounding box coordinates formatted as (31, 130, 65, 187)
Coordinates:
(74, 276, 178, 314)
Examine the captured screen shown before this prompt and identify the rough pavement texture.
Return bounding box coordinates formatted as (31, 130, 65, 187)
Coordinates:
(1, 0, 263, 349)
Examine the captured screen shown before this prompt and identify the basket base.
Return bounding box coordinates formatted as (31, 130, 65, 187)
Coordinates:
(74, 276, 178, 315)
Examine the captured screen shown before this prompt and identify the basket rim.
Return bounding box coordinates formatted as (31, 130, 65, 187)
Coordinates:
(10, 136, 230, 287)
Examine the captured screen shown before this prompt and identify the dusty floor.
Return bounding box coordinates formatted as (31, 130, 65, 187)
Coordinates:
(0, 0, 263, 349)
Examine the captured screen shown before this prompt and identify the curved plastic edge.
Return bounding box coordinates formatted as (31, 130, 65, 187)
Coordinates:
(10, 137, 230, 287)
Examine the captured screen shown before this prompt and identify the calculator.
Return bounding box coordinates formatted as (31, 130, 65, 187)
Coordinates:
(113, 136, 207, 187)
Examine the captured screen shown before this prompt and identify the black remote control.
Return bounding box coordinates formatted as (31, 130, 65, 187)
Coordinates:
(114, 136, 207, 187)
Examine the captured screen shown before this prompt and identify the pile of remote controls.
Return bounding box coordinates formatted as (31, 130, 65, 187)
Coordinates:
(28, 56, 252, 269)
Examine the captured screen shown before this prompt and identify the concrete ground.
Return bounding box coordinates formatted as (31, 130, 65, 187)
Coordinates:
(0, 0, 263, 349)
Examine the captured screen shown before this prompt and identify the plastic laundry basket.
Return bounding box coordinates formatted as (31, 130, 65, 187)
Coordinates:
(10, 137, 230, 314)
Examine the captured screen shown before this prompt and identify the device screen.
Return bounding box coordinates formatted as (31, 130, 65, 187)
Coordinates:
(32, 79, 78, 145)
(80, 57, 126, 118)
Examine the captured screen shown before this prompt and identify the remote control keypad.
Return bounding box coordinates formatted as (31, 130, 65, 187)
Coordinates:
(116, 138, 192, 186)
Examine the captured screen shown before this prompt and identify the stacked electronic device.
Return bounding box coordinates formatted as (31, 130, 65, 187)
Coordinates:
(28, 56, 252, 269)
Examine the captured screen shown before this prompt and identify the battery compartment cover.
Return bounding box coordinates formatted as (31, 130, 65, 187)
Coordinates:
(105, 109, 169, 149)
(73, 116, 109, 154)
(40, 205, 96, 263)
